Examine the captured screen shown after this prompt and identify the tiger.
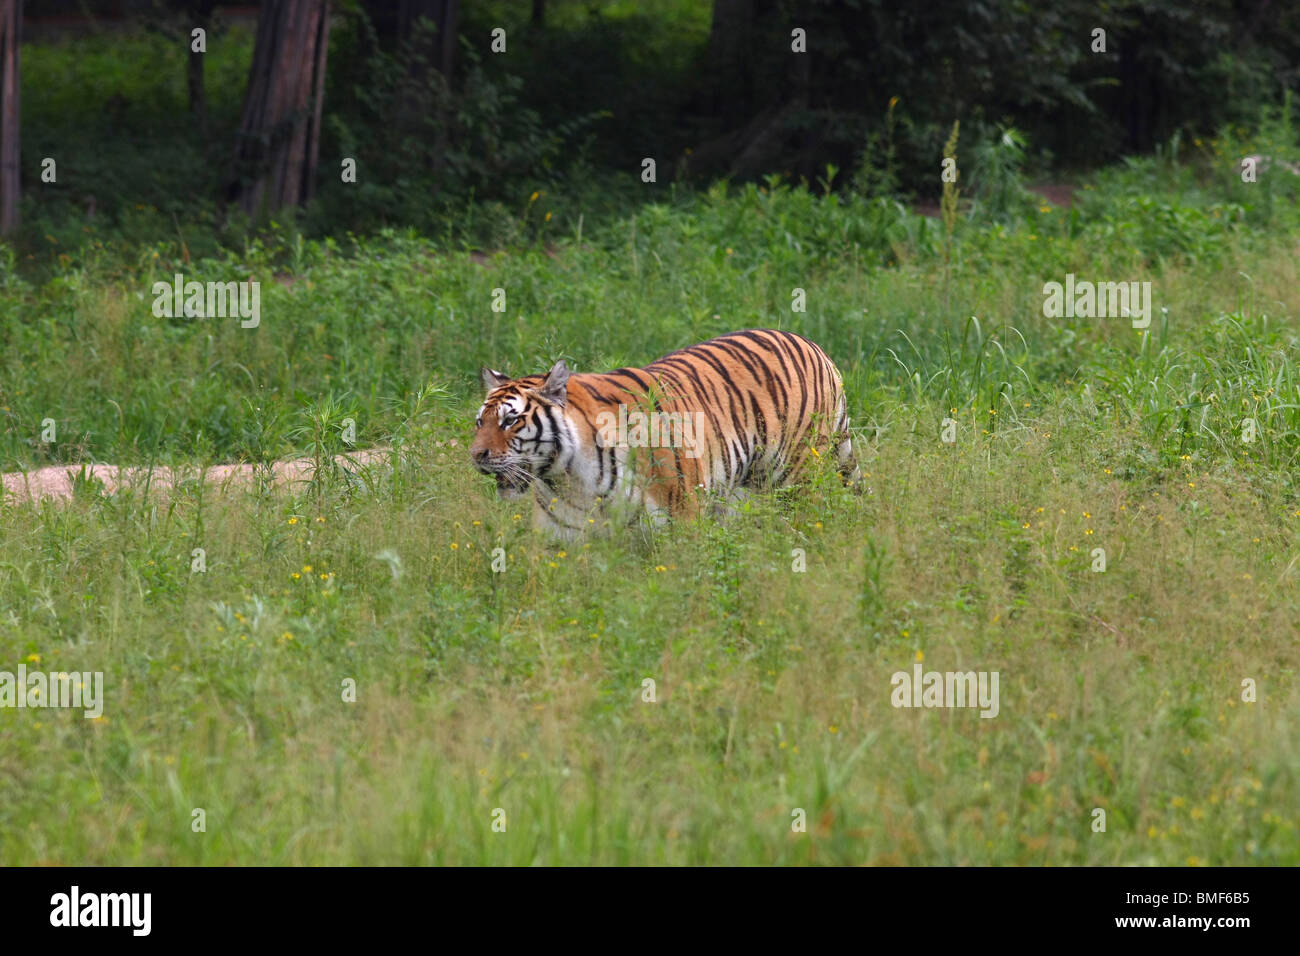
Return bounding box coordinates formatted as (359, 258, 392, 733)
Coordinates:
(470, 329, 862, 535)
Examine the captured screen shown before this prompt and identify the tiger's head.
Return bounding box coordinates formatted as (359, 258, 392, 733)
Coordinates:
(471, 360, 571, 499)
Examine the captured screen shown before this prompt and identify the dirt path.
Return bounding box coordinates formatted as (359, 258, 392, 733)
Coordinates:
(913, 183, 1077, 218)
(1, 448, 397, 505)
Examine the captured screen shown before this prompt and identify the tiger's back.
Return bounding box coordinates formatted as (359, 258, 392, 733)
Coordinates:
(471, 329, 860, 533)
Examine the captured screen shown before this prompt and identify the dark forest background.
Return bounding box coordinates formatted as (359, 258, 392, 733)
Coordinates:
(9, 0, 1300, 258)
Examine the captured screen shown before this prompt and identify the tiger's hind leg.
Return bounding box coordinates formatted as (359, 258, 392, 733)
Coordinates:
(708, 485, 752, 520)
(835, 431, 863, 490)
(832, 398, 864, 492)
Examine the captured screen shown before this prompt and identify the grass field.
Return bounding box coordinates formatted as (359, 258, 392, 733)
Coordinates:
(2, 142, 1299, 864)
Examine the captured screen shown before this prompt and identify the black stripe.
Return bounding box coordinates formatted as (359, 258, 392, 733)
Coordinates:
(655, 361, 732, 478)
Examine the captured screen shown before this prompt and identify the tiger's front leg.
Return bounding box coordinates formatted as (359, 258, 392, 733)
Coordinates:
(529, 475, 593, 539)
(531, 468, 664, 537)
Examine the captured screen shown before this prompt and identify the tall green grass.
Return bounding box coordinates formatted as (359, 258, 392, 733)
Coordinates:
(2, 96, 1299, 866)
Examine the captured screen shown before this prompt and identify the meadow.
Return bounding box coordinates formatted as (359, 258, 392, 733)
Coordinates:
(2, 92, 1300, 862)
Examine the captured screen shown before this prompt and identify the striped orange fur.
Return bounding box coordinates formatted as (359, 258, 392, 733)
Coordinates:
(470, 329, 861, 534)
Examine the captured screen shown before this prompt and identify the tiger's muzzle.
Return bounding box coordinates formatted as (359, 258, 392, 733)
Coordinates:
(472, 450, 534, 498)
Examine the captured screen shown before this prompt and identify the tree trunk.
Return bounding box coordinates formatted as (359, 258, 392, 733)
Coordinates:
(0, 0, 20, 236)
(363, 0, 458, 77)
(361, 0, 459, 176)
(424, 0, 458, 177)
(188, 0, 217, 135)
(227, 0, 331, 217)
(430, 0, 458, 80)
(705, 0, 755, 129)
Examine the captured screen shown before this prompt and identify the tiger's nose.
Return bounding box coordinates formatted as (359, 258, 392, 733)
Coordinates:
(473, 448, 490, 466)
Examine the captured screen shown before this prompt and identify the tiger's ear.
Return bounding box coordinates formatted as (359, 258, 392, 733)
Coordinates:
(480, 367, 509, 394)
(536, 360, 570, 407)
